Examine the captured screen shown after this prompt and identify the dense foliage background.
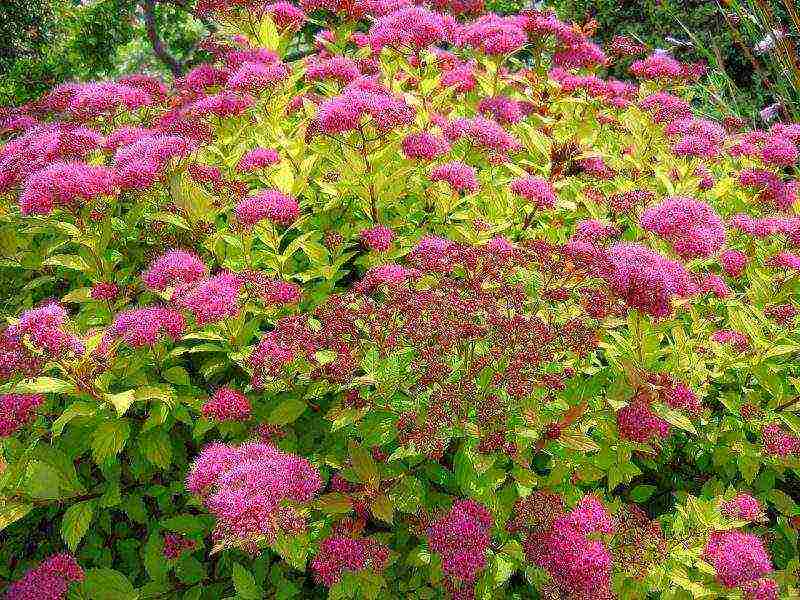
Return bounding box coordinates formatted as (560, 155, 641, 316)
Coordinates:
(0, 1, 800, 599)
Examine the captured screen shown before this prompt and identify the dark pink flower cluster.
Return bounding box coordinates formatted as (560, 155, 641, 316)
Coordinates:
(509, 176, 556, 209)
(721, 493, 762, 522)
(162, 533, 196, 559)
(188, 92, 254, 118)
(605, 243, 694, 317)
(62, 81, 154, 119)
(201, 387, 252, 421)
(90, 282, 119, 301)
(142, 250, 208, 291)
(264, 1, 307, 29)
(720, 249, 748, 278)
(19, 161, 117, 215)
(761, 422, 800, 458)
(617, 399, 670, 443)
(427, 499, 493, 583)
(311, 536, 390, 586)
(5, 553, 84, 600)
(429, 161, 479, 193)
(742, 579, 779, 600)
(186, 442, 322, 546)
(711, 329, 749, 352)
(360, 225, 395, 252)
(228, 60, 290, 91)
(243, 271, 301, 305)
(703, 530, 772, 588)
(235, 190, 300, 227)
(524, 495, 614, 598)
(315, 86, 415, 134)
(0, 393, 44, 437)
(237, 147, 280, 172)
(102, 306, 186, 350)
(176, 272, 243, 325)
(401, 131, 451, 160)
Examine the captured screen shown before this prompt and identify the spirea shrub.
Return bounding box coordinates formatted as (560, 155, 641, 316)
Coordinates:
(0, 1, 799, 599)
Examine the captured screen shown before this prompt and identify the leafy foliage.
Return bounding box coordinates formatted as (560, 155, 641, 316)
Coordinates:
(1, 2, 800, 599)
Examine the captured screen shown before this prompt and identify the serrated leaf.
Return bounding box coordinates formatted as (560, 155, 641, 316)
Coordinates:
(106, 390, 136, 416)
(139, 429, 173, 469)
(370, 494, 393, 524)
(91, 419, 131, 463)
(349, 443, 379, 488)
(5, 376, 76, 394)
(269, 398, 306, 425)
(82, 568, 138, 600)
(630, 484, 657, 503)
(0, 501, 33, 532)
(163, 366, 191, 386)
(61, 500, 94, 551)
(232, 563, 262, 600)
(52, 401, 96, 436)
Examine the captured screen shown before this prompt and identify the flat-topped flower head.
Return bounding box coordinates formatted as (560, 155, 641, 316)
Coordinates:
(235, 190, 300, 227)
(20, 161, 117, 215)
(510, 176, 556, 209)
(142, 250, 208, 291)
(704, 531, 772, 588)
(428, 499, 493, 583)
(237, 147, 280, 172)
(176, 272, 243, 325)
(640, 197, 725, 260)
(429, 161, 478, 193)
(202, 387, 252, 422)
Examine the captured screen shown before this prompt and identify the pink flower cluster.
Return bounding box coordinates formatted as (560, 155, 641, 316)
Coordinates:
(525, 495, 615, 598)
(315, 86, 415, 134)
(102, 306, 186, 350)
(306, 55, 361, 84)
(243, 271, 301, 305)
(142, 250, 208, 291)
(19, 161, 117, 215)
(427, 499, 493, 583)
(368, 6, 450, 52)
(443, 116, 520, 156)
(711, 329, 749, 352)
(429, 161, 479, 193)
(186, 442, 322, 546)
(237, 147, 280, 172)
(509, 176, 556, 209)
(235, 190, 300, 227)
(605, 243, 694, 317)
(361, 225, 395, 252)
(703, 530, 772, 588)
(640, 197, 726, 260)
(457, 13, 527, 55)
(5, 553, 84, 600)
(401, 131, 451, 160)
(631, 53, 706, 81)
(311, 536, 390, 586)
(201, 387, 252, 421)
(617, 399, 670, 443)
(721, 494, 762, 522)
(0, 393, 44, 437)
(176, 272, 243, 325)
(9, 304, 84, 357)
(114, 134, 196, 190)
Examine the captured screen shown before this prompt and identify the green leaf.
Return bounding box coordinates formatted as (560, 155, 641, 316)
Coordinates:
(43, 253, 91, 272)
(144, 532, 169, 582)
(0, 501, 33, 532)
(82, 568, 138, 600)
(52, 401, 96, 436)
(738, 455, 760, 485)
(349, 443, 379, 488)
(161, 514, 208, 536)
(61, 500, 94, 551)
(232, 563, 262, 600)
(370, 494, 393, 524)
(269, 398, 306, 425)
(5, 376, 76, 394)
(163, 366, 191, 386)
(25, 460, 64, 499)
(91, 419, 131, 463)
(139, 429, 173, 469)
(316, 493, 353, 514)
(106, 390, 136, 416)
(630, 484, 657, 503)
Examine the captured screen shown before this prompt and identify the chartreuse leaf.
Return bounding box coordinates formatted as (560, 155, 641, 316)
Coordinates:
(91, 419, 131, 463)
(81, 568, 138, 600)
(269, 398, 306, 425)
(61, 500, 94, 551)
(232, 562, 263, 600)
